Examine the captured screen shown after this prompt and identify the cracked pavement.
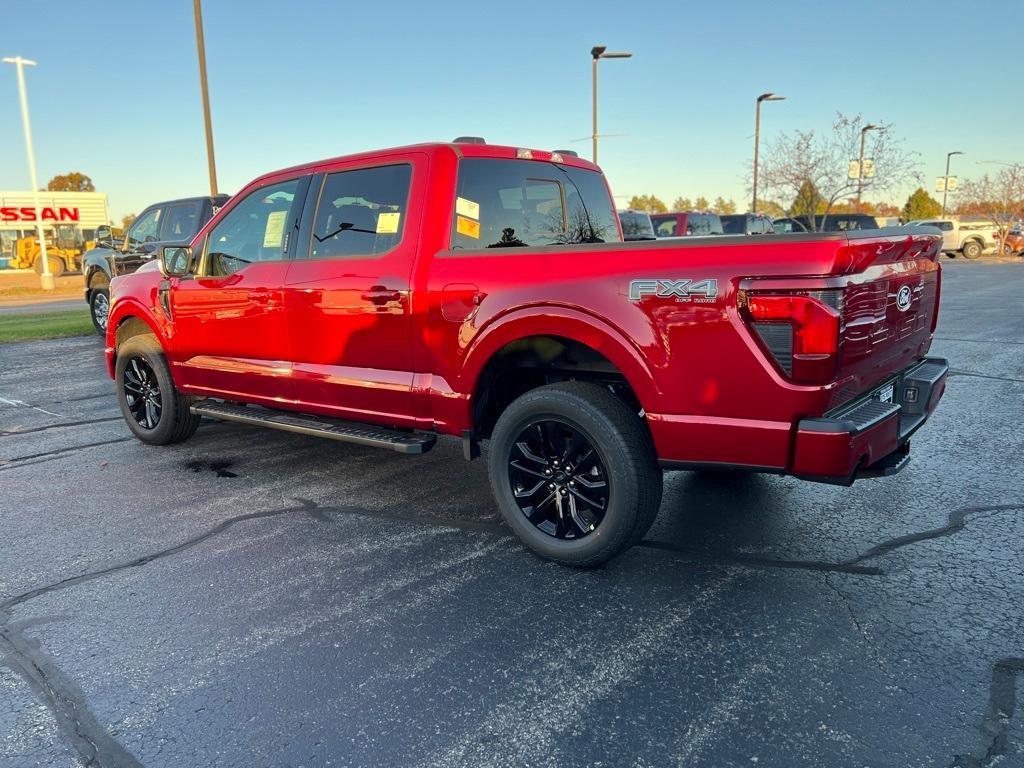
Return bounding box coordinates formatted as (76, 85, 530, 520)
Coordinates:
(1, 261, 1022, 767)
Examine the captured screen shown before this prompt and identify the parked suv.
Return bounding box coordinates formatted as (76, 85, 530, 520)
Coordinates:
(617, 210, 656, 241)
(720, 213, 775, 235)
(906, 218, 999, 259)
(650, 211, 724, 237)
(83, 195, 229, 333)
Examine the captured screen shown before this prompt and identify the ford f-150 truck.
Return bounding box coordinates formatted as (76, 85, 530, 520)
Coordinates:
(105, 139, 948, 567)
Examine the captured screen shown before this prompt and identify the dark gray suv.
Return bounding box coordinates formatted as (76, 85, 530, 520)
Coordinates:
(83, 194, 229, 333)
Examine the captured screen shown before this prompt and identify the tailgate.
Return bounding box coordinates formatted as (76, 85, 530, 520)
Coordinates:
(834, 231, 941, 402)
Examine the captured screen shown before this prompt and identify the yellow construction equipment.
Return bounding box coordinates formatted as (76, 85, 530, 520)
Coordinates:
(11, 224, 94, 275)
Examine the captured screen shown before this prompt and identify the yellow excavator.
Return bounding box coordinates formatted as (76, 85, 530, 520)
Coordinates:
(12, 224, 98, 275)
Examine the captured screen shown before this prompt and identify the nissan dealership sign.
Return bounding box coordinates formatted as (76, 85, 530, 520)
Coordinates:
(0, 191, 109, 233)
(0, 206, 82, 222)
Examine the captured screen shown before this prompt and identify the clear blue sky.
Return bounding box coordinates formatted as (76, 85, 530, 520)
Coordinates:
(2, 0, 1021, 222)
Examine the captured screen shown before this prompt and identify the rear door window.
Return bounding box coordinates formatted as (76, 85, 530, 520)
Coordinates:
(163, 202, 202, 241)
(310, 164, 412, 260)
(451, 158, 620, 249)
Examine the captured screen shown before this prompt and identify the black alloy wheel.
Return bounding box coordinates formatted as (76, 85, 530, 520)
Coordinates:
(508, 419, 609, 539)
(122, 356, 162, 429)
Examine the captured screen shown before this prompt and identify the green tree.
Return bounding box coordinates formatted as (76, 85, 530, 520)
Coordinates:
(757, 200, 786, 218)
(901, 188, 942, 222)
(694, 196, 710, 211)
(712, 196, 737, 215)
(121, 213, 137, 229)
(790, 180, 825, 218)
(47, 172, 95, 192)
(626, 194, 667, 214)
(671, 197, 693, 211)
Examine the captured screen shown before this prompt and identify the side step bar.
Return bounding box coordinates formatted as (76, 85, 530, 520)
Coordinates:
(190, 400, 436, 454)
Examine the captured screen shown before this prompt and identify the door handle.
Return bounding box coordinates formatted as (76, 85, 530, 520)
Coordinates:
(361, 286, 401, 305)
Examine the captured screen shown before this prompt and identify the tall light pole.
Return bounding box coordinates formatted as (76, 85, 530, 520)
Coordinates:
(3, 55, 52, 290)
(590, 45, 632, 166)
(193, 0, 218, 195)
(941, 150, 964, 216)
(855, 123, 882, 208)
(752, 92, 785, 213)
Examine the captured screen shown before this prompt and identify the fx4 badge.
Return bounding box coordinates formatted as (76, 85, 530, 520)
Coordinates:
(628, 279, 719, 303)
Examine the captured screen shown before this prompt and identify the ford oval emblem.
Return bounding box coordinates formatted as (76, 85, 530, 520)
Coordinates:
(896, 285, 913, 312)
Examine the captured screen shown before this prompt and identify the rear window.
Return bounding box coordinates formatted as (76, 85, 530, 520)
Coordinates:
(651, 215, 677, 237)
(618, 211, 655, 239)
(163, 202, 202, 241)
(720, 215, 746, 234)
(451, 158, 621, 249)
(688, 214, 724, 236)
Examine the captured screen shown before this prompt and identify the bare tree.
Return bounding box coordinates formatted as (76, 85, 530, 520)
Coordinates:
(758, 113, 920, 230)
(956, 165, 1024, 254)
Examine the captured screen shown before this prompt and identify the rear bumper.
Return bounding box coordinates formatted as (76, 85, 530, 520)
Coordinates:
(790, 357, 948, 484)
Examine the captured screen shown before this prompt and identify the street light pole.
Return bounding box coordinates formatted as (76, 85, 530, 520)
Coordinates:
(193, 0, 218, 196)
(856, 123, 881, 208)
(752, 92, 785, 213)
(942, 151, 964, 216)
(590, 45, 632, 166)
(3, 55, 52, 290)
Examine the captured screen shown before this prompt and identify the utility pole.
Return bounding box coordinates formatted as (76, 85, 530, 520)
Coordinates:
(193, 0, 218, 195)
(590, 45, 632, 166)
(3, 55, 52, 289)
(941, 151, 964, 216)
(752, 93, 785, 213)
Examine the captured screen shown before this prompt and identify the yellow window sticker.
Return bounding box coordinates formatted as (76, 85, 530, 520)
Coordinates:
(456, 215, 480, 239)
(263, 210, 287, 248)
(376, 211, 401, 234)
(456, 196, 480, 220)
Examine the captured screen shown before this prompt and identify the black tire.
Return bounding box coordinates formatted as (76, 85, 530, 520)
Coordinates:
(487, 381, 662, 567)
(33, 254, 66, 276)
(89, 287, 110, 335)
(115, 333, 200, 445)
(962, 240, 982, 259)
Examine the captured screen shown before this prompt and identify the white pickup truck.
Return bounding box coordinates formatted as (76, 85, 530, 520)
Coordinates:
(907, 217, 999, 259)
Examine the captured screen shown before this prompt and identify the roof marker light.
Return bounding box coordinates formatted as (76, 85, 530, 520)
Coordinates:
(550, 152, 564, 163)
(516, 148, 534, 159)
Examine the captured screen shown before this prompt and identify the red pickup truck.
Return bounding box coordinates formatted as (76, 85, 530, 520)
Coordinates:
(106, 139, 948, 566)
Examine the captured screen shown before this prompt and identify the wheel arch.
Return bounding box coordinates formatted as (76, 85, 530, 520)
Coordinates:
(461, 307, 662, 439)
(105, 300, 165, 378)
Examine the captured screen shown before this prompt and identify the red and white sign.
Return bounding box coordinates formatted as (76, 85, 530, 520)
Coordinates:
(0, 206, 81, 223)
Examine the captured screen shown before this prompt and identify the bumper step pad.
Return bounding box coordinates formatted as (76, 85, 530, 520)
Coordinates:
(190, 400, 436, 454)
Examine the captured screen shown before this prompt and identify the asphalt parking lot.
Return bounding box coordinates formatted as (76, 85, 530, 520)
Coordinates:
(1, 261, 1022, 768)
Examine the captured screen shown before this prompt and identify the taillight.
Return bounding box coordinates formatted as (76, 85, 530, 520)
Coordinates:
(741, 290, 843, 384)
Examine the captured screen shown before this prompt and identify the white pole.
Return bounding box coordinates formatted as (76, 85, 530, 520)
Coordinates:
(3, 56, 52, 289)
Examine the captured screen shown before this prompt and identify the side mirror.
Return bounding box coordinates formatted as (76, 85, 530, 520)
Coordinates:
(159, 244, 194, 277)
(95, 225, 113, 246)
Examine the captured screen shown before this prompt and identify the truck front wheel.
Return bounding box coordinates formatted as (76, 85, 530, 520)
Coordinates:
(487, 381, 662, 567)
(115, 334, 200, 445)
(89, 288, 110, 334)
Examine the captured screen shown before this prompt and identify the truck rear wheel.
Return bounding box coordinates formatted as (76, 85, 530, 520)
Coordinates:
(962, 240, 982, 259)
(115, 334, 200, 445)
(487, 381, 662, 567)
(33, 254, 66, 276)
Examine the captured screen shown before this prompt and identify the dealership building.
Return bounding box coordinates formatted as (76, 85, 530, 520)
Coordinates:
(0, 190, 110, 263)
